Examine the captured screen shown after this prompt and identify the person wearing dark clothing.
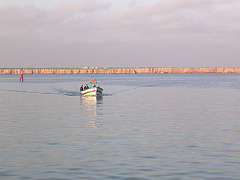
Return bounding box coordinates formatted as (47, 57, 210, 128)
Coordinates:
(80, 85, 84, 91)
(84, 84, 89, 90)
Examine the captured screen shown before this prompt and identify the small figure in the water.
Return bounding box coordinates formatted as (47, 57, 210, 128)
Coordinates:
(19, 69, 23, 82)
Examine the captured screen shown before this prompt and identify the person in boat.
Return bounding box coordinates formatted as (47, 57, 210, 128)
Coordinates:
(80, 85, 84, 91)
(84, 84, 89, 90)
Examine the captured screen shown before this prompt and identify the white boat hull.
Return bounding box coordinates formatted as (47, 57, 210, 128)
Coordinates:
(81, 87, 103, 96)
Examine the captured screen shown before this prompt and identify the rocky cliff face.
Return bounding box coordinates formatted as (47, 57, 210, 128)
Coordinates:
(0, 68, 240, 74)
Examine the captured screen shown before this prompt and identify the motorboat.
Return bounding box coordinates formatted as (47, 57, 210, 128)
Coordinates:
(80, 76, 103, 96)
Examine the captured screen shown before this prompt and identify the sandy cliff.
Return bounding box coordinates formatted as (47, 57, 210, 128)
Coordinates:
(0, 67, 240, 74)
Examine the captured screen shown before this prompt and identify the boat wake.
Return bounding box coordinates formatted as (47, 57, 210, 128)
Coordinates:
(110, 87, 137, 96)
(54, 88, 81, 96)
(0, 89, 40, 94)
(0, 88, 81, 97)
(0, 86, 136, 97)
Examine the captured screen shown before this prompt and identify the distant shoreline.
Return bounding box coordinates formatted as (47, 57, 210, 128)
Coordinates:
(0, 67, 240, 74)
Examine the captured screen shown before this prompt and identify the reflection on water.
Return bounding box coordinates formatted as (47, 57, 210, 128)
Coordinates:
(80, 95, 103, 128)
(1, 74, 240, 179)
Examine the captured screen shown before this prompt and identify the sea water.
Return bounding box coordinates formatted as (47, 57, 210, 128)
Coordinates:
(0, 73, 240, 179)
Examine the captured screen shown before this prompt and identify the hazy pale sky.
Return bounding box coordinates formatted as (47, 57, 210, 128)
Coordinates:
(0, 0, 240, 68)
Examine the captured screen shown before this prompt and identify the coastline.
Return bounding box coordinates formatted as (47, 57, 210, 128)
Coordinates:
(0, 67, 240, 74)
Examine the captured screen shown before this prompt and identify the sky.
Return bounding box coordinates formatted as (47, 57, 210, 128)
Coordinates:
(0, 0, 240, 68)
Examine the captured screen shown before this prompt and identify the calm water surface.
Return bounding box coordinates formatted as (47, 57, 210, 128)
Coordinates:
(0, 74, 240, 179)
